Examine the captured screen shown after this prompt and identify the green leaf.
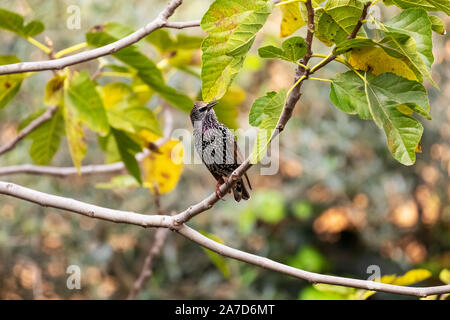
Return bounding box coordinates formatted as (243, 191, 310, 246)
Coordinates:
(102, 82, 162, 135)
(86, 23, 192, 112)
(111, 129, 143, 184)
(0, 8, 44, 37)
(146, 29, 203, 52)
(199, 231, 231, 279)
(252, 190, 285, 223)
(64, 70, 110, 136)
(63, 105, 86, 171)
(330, 71, 430, 165)
(378, 8, 435, 85)
(314, 0, 366, 46)
(213, 85, 246, 130)
(391, 0, 450, 15)
(258, 36, 307, 62)
(249, 89, 287, 163)
(333, 38, 376, 55)
(201, 0, 272, 101)
(428, 15, 445, 34)
(28, 109, 64, 165)
(146, 29, 176, 52)
(288, 246, 327, 272)
(0, 56, 25, 109)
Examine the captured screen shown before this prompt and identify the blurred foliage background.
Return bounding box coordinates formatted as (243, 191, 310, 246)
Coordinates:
(0, 0, 449, 300)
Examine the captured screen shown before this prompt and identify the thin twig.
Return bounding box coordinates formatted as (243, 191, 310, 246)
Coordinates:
(0, 180, 449, 298)
(0, 106, 58, 156)
(0, 0, 200, 75)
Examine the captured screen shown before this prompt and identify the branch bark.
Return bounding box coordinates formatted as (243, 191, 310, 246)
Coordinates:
(1, 180, 449, 298)
(0, 0, 200, 75)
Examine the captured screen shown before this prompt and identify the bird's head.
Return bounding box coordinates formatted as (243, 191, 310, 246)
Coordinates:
(190, 100, 218, 124)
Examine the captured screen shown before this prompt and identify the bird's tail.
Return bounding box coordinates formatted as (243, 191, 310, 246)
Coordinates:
(233, 179, 251, 202)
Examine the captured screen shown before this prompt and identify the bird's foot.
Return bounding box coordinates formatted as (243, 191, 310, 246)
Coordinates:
(215, 177, 227, 201)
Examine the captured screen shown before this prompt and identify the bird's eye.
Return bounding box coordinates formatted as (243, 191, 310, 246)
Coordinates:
(199, 107, 208, 112)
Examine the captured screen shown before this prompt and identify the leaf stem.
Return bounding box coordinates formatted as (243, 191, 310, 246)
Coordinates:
(54, 42, 88, 59)
(295, 61, 309, 69)
(99, 72, 133, 78)
(26, 37, 51, 54)
(309, 77, 332, 82)
(286, 75, 307, 97)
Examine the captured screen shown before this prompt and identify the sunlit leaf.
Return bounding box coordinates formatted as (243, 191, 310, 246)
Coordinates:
(201, 0, 272, 101)
(143, 139, 184, 194)
(378, 8, 435, 85)
(45, 73, 66, 106)
(428, 15, 445, 34)
(63, 105, 86, 171)
(64, 71, 110, 136)
(330, 71, 430, 165)
(348, 46, 418, 81)
(439, 269, 450, 284)
(280, 1, 305, 37)
(101, 82, 161, 135)
(387, 269, 432, 286)
(250, 89, 287, 163)
(86, 23, 193, 112)
(314, 0, 366, 46)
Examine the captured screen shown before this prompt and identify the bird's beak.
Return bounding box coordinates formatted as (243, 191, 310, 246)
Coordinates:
(206, 101, 218, 110)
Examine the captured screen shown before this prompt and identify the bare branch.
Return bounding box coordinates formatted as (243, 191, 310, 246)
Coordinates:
(128, 188, 170, 300)
(0, 106, 58, 156)
(0, 103, 174, 177)
(0, 0, 200, 76)
(0, 180, 449, 298)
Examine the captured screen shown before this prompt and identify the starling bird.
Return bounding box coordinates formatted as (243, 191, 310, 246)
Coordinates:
(190, 101, 251, 202)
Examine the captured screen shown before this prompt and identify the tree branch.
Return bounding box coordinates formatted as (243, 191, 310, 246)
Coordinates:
(0, 103, 174, 177)
(128, 188, 170, 299)
(0, 106, 58, 156)
(0, 180, 449, 298)
(0, 0, 200, 76)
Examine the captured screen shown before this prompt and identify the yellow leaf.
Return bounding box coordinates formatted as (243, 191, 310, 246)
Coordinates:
(45, 73, 66, 106)
(139, 129, 161, 144)
(280, 2, 305, 38)
(439, 269, 450, 284)
(348, 47, 418, 81)
(63, 105, 86, 173)
(143, 139, 183, 194)
(381, 269, 431, 286)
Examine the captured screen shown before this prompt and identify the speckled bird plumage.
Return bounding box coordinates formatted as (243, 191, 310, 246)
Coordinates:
(190, 101, 251, 202)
